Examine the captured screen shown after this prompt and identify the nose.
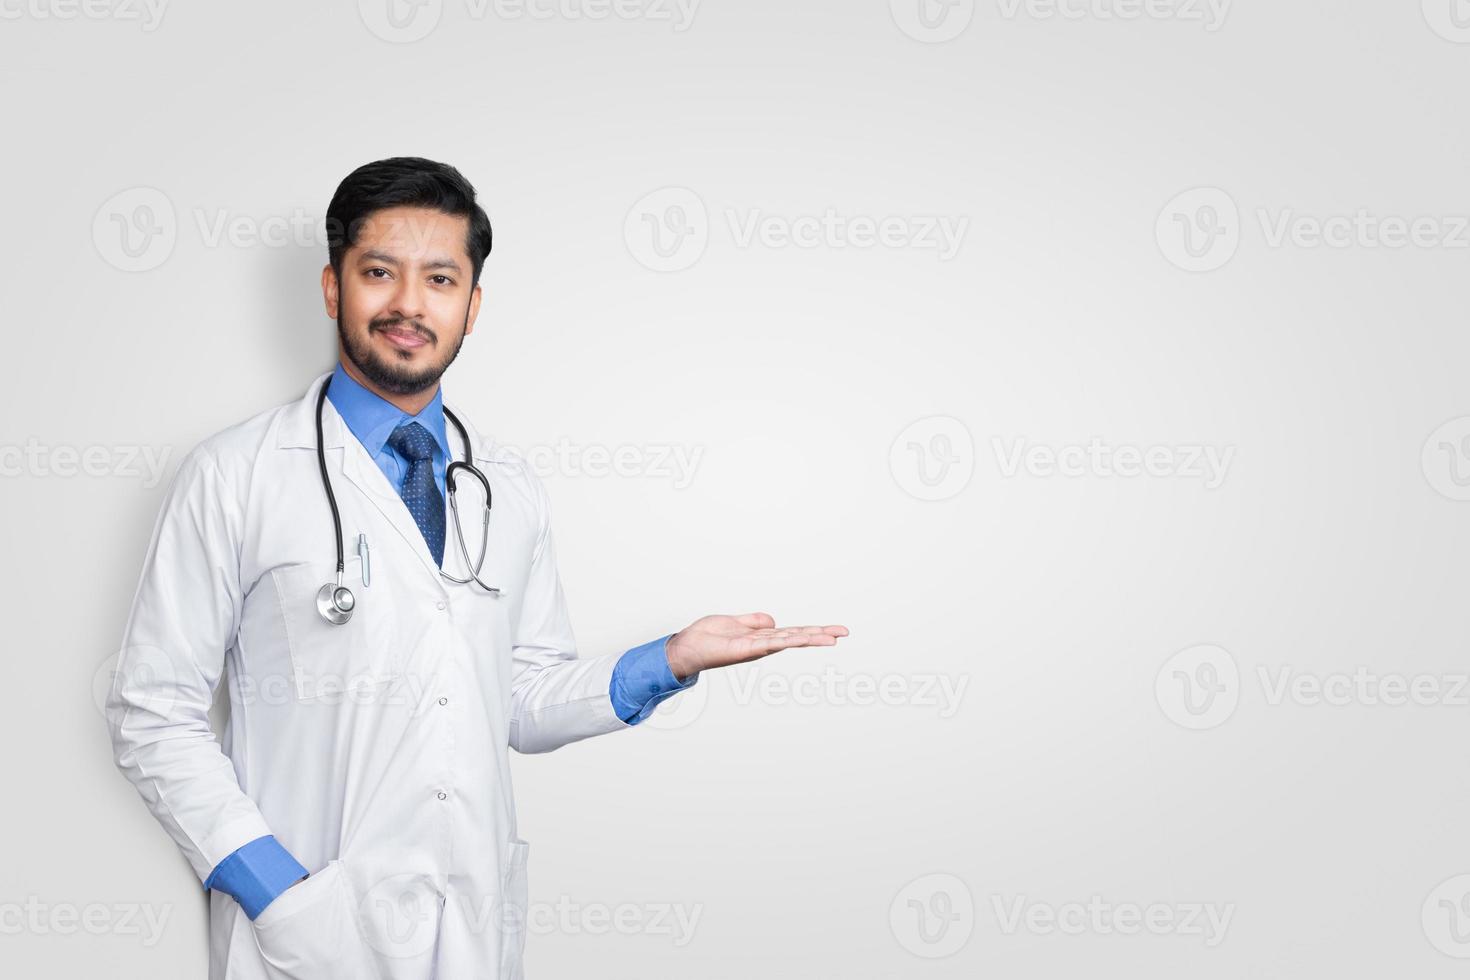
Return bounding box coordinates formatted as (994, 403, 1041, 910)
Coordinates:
(386, 274, 427, 324)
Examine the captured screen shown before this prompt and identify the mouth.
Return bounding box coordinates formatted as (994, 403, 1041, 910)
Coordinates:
(374, 325, 431, 351)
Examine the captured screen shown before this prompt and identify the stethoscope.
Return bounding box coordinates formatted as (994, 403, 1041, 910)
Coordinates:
(314, 375, 501, 626)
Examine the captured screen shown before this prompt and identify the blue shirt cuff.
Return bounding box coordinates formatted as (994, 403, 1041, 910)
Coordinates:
(203, 835, 309, 920)
(609, 633, 699, 725)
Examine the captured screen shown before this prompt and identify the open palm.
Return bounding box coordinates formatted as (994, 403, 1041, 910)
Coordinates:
(666, 612, 850, 681)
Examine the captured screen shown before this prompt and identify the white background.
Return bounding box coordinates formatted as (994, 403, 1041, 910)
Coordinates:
(3, 0, 1470, 976)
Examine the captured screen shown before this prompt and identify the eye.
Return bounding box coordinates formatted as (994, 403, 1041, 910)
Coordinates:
(430, 275, 453, 286)
(366, 267, 391, 279)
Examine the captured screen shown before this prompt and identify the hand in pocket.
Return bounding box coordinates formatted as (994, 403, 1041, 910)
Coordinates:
(251, 859, 383, 980)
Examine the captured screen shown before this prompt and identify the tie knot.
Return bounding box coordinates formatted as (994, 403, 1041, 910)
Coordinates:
(387, 421, 438, 462)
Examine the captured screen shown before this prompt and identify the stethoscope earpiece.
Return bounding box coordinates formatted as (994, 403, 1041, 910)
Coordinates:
(316, 581, 355, 625)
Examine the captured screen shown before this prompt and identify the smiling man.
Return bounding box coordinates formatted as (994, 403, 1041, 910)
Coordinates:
(105, 157, 848, 980)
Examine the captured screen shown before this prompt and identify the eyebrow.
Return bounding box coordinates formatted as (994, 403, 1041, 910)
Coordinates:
(358, 249, 464, 274)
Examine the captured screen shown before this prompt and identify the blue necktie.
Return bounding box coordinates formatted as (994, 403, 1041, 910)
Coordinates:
(386, 421, 445, 567)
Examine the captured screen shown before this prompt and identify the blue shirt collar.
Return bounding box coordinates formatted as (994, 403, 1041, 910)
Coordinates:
(326, 361, 450, 462)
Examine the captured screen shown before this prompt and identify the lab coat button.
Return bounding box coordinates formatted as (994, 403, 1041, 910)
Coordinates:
(436, 791, 447, 800)
(435, 600, 446, 610)
(438, 697, 448, 706)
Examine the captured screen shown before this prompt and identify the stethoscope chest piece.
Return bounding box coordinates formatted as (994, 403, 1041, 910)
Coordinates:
(317, 581, 356, 625)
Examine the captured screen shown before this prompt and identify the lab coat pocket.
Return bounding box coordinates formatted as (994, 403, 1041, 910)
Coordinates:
(497, 838, 531, 980)
(251, 859, 382, 980)
(271, 558, 408, 702)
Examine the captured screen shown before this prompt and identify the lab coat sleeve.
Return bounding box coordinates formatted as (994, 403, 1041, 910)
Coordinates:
(507, 472, 633, 754)
(105, 445, 279, 884)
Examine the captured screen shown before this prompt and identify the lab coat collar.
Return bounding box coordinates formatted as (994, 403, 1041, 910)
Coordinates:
(325, 361, 451, 466)
(275, 370, 511, 466)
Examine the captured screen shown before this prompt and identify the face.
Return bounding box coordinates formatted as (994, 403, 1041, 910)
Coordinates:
(323, 205, 482, 396)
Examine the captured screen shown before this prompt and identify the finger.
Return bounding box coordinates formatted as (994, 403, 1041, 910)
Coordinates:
(785, 624, 849, 637)
(759, 632, 838, 652)
(735, 612, 776, 629)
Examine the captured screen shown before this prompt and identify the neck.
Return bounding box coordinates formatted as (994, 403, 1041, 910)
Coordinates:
(338, 355, 439, 416)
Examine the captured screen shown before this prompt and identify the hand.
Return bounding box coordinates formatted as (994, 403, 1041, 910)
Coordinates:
(665, 612, 849, 681)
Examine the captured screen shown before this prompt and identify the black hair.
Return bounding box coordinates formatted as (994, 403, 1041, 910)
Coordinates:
(326, 157, 493, 286)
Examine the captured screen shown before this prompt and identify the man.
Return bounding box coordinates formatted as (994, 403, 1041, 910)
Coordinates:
(104, 157, 849, 980)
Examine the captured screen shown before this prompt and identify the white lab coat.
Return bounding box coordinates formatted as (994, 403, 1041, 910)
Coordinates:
(105, 370, 638, 980)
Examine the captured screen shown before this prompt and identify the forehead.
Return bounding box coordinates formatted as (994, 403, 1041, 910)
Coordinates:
(349, 206, 469, 260)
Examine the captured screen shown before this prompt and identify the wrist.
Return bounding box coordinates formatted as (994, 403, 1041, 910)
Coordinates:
(665, 632, 696, 682)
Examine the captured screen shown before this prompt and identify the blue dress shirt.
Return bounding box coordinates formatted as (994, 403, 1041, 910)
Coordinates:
(205, 363, 698, 918)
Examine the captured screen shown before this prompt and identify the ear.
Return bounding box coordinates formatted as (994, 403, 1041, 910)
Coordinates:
(322, 264, 339, 319)
(464, 282, 482, 337)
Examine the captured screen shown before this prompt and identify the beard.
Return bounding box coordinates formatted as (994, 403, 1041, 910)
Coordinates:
(337, 309, 468, 396)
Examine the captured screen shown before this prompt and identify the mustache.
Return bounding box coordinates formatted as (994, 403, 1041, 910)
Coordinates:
(370, 317, 435, 342)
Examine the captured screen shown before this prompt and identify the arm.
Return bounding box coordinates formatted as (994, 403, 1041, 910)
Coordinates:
(608, 633, 699, 725)
(104, 447, 304, 915)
